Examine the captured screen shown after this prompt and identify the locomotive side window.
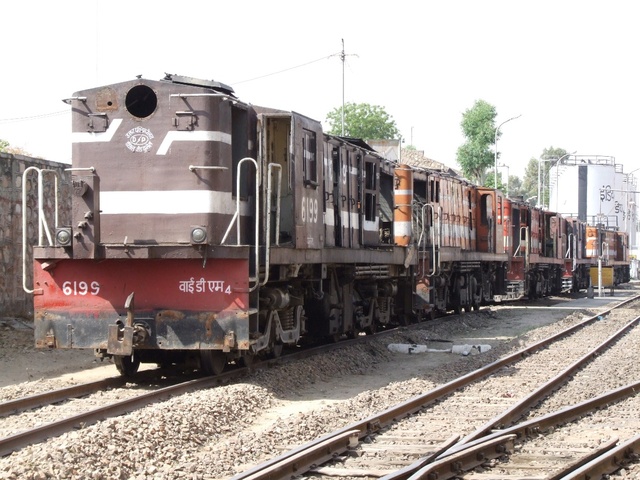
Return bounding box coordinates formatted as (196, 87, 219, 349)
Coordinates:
(125, 85, 157, 118)
(480, 194, 492, 225)
(303, 129, 317, 187)
(364, 160, 377, 221)
(429, 179, 440, 203)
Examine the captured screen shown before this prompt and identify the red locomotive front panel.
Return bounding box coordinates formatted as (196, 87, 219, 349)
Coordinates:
(33, 258, 250, 351)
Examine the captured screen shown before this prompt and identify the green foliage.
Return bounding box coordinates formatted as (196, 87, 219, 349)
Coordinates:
(484, 171, 504, 191)
(508, 175, 525, 198)
(456, 100, 497, 185)
(522, 158, 541, 203)
(0, 139, 9, 153)
(519, 147, 569, 206)
(325, 102, 399, 139)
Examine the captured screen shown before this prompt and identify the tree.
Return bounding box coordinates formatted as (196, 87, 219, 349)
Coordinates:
(508, 175, 525, 198)
(0, 139, 31, 156)
(521, 158, 540, 203)
(325, 102, 399, 139)
(456, 100, 498, 185)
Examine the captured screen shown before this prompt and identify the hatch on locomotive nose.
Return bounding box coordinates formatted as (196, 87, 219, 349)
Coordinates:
(125, 84, 158, 118)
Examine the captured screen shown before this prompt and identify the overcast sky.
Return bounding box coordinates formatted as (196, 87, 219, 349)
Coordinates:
(2, 0, 639, 178)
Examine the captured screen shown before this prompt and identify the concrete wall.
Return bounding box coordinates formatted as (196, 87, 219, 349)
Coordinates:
(0, 152, 71, 318)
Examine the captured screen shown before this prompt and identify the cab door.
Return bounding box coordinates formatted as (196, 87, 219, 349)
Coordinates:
(291, 113, 323, 249)
(361, 154, 380, 246)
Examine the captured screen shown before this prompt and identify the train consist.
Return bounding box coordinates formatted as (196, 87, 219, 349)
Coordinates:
(24, 74, 630, 376)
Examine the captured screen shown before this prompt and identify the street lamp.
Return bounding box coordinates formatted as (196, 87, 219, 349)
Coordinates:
(498, 163, 510, 197)
(537, 151, 575, 210)
(494, 115, 521, 191)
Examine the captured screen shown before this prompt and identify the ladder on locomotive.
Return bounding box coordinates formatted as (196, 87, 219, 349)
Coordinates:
(412, 200, 441, 278)
(221, 158, 282, 292)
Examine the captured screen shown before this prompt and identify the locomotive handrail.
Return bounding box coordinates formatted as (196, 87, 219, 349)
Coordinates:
(431, 203, 439, 276)
(261, 163, 282, 287)
(421, 203, 439, 278)
(414, 203, 427, 278)
(22, 167, 61, 294)
(487, 217, 494, 254)
(566, 233, 573, 259)
(221, 157, 260, 291)
(170, 92, 251, 108)
(412, 202, 427, 278)
(65, 167, 95, 173)
(188, 165, 228, 171)
(515, 226, 530, 268)
(61, 96, 87, 104)
(569, 233, 579, 272)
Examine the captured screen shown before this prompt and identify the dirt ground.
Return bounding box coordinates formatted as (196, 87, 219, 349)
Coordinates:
(0, 318, 116, 389)
(0, 285, 636, 392)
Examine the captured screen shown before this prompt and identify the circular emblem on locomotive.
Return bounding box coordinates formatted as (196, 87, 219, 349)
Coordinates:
(125, 126, 154, 153)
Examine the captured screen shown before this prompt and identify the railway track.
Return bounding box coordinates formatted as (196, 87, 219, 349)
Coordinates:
(230, 294, 640, 479)
(0, 370, 248, 457)
(1, 291, 637, 478)
(0, 323, 405, 458)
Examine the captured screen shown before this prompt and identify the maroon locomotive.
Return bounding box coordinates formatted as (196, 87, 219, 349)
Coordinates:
(23, 74, 630, 376)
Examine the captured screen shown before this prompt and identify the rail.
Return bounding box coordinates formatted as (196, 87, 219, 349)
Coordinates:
(0, 373, 244, 457)
(559, 432, 640, 479)
(21, 166, 61, 294)
(231, 294, 640, 480)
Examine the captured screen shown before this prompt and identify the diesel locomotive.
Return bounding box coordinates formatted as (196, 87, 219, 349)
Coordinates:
(23, 74, 630, 376)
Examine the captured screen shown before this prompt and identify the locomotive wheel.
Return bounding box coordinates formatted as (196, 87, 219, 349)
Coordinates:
(470, 277, 481, 311)
(364, 321, 377, 335)
(270, 341, 284, 358)
(200, 350, 226, 376)
(114, 354, 140, 377)
(453, 299, 462, 314)
(240, 352, 255, 368)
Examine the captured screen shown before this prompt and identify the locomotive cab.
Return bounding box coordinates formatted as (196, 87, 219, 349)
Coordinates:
(31, 75, 259, 375)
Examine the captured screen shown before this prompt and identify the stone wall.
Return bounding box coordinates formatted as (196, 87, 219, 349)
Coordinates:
(0, 152, 71, 318)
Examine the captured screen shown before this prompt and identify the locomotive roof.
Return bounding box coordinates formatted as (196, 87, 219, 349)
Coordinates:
(162, 73, 235, 97)
(333, 136, 377, 152)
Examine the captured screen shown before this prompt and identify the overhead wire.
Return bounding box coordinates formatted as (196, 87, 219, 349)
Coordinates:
(231, 51, 341, 85)
(0, 110, 69, 125)
(1, 52, 343, 125)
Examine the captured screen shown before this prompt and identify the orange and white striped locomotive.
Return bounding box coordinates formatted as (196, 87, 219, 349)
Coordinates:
(24, 74, 630, 376)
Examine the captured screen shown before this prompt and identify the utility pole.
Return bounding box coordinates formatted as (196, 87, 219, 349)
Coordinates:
(339, 39, 357, 136)
(494, 115, 521, 191)
(341, 39, 345, 136)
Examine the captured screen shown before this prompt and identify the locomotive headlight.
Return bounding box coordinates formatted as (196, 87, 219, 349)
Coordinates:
(190, 227, 207, 244)
(55, 227, 72, 246)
